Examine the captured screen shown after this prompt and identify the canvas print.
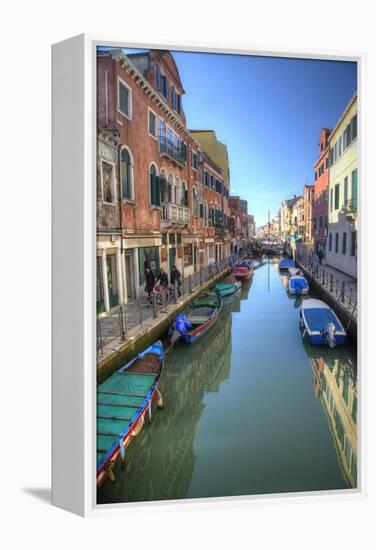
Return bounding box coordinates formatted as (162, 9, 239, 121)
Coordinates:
(95, 46, 358, 504)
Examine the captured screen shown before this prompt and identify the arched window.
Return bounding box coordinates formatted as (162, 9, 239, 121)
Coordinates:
(192, 187, 198, 217)
(168, 173, 174, 203)
(120, 147, 133, 200)
(175, 177, 181, 205)
(182, 181, 188, 207)
(204, 200, 208, 225)
(160, 169, 168, 203)
(149, 163, 160, 206)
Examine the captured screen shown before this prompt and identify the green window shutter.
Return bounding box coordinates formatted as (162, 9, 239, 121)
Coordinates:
(155, 176, 160, 206)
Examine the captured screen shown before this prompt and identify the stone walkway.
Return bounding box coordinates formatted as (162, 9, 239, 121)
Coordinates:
(97, 259, 232, 364)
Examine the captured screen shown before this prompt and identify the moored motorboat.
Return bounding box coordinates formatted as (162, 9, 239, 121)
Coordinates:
(215, 281, 241, 297)
(288, 274, 309, 295)
(97, 341, 164, 487)
(170, 289, 222, 344)
(288, 267, 302, 277)
(300, 299, 346, 347)
(279, 258, 295, 271)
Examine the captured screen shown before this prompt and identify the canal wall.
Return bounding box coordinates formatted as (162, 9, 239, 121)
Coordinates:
(97, 267, 231, 383)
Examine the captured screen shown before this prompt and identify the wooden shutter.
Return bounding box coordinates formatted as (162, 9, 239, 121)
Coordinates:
(156, 64, 161, 90)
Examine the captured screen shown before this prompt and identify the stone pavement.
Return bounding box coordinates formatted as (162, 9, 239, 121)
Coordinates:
(296, 255, 357, 320)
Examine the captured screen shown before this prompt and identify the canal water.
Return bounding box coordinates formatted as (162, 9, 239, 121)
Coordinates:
(97, 257, 358, 504)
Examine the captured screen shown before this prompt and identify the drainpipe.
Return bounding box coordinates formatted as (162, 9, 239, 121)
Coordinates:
(118, 144, 124, 255)
(104, 71, 109, 127)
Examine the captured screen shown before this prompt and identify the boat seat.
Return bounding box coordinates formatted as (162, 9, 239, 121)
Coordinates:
(187, 315, 210, 324)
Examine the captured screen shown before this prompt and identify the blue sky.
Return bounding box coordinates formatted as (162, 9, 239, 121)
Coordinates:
(172, 51, 357, 227)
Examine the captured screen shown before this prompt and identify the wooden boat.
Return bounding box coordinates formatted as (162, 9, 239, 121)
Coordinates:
(232, 261, 253, 281)
(170, 289, 222, 345)
(288, 274, 309, 295)
(215, 281, 241, 297)
(300, 299, 346, 347)
(97, 341, 164, 487)
(279, 258, 295, 270)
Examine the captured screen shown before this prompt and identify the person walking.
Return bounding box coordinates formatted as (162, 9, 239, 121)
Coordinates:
(145, 266, 155, 301)
(318, 248, 324, 266)
(170, 265, 182, 296)
(157, 267, 169, 288)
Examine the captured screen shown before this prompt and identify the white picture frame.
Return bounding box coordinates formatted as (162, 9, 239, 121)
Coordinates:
(52, 34, 366, 517)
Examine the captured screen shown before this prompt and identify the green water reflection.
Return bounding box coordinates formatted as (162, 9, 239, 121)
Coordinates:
(97, 258, 357, 504)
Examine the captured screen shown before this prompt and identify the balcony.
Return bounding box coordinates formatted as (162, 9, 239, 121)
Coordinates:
(342, 199, 357, 218)
(161, 202, 190, 226)
(159, 135, 185, 166)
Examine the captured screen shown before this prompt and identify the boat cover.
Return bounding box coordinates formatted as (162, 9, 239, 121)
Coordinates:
(303, 308, 343, 332)
(290, 277, 308, 294)
(279, 259, 294, 268)
(97, 372, 156, 467)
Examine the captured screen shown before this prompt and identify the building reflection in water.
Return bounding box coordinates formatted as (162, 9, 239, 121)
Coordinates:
(305, 341, 357, 488)
(97, 307, 233, 504)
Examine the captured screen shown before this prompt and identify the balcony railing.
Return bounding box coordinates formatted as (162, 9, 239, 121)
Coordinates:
(159, 135, 185, 165)
(342, 199, 357, 216)
(161, 202, 190, 225)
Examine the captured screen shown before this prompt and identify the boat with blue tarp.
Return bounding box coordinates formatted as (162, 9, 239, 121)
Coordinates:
(170, 289, 222, 344)
(288, 274, 309, 295)
(279, 258, 295, 270)
(300, 298, 346, 348)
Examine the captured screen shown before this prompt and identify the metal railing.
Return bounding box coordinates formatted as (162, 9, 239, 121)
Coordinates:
(97, 256, 235, 358)
(342, 199, 357, 216)
(159, 135, 185, 165)
(296, 251, 357, 320)
(161, 202, 190, 225)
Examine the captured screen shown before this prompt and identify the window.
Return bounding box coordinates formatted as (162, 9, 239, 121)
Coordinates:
(120, 147, 133, 200)
(211, 175, 215, 189)
(315, 171, 317, 181)
(330, 188, 333, 212)
(334, 183, 340, 209)
(156, 64, 168, 99)
(342, 232, 347, 254)
(351, 168, 358, 211)
(149, 164, 160, 206)
(148, 109, 157, 138)
(335, 232, 339, 253)
(182, 181, 188, 207)
(325, 157, 329, 169)
(329, 233, 332, 251)
(191, 152, 197, 170)
(344, 176, 348, 203)
(101, 161, 115, 203)
(183, 244, 193, 267)
(171, 86, 181, 114)
(118, 79, 131, 118)
(351, 231, 356, 256)
(161, 75, 168, 99)
(192, 187, 198, 217)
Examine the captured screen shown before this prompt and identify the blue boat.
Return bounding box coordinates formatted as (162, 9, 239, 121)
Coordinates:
(300, 299, 346, 347)
(288, 275, 309, 295)
(96, 341, 164, 486)
(279, 258, 295, 270)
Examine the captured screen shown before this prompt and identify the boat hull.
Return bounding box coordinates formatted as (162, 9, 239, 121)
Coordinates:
(182, 312, 220, 344)
(232, 267, 253, 281)
(215, 282, 241, 296)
